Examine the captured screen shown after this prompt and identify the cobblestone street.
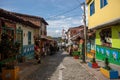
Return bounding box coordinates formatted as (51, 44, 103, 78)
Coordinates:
(1, 1, 120, 80)
(21, 51, 96, 80)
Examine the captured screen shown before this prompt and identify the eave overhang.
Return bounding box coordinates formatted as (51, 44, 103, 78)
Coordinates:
(86, 0, 92, 5)
(90, 18, 120, 30)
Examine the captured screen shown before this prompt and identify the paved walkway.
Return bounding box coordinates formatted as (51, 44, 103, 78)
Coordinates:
(79, 59, 120, 80)
(18, 51, 120, 80)
(18, 51, 96, 80)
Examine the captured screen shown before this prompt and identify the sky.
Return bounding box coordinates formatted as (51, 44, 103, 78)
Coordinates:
(0, 0, 86, 37)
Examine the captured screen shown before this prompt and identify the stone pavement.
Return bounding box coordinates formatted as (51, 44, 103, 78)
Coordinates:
(18, 51, 120, 80)
(79, 58, 120, 80)
(18, 51, 96, 80)
(18, 59, 40, 80)
(61, 52, 96, 80)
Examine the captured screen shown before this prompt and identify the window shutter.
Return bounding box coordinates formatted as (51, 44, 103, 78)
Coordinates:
(90, 1, 95, 16)
(28, 31, 31, 44)
(100, 0, 102, 8)
(104, 0, 108, 6)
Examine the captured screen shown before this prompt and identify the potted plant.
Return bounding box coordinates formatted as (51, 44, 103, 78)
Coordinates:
(88, 57, 99, 68)
(2, 63, 19, 80)
(0, 33, 20, 80)
(100, 57, 119, 79)
(88, 51, 99, 68)
(72, 51, 80, 59)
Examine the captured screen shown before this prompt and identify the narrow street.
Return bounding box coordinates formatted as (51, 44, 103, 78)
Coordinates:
(22, 50, 96, 80)
(0, 1, 120, 80)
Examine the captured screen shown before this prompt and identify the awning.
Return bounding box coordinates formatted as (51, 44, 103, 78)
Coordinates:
(41, 35, 53, 41)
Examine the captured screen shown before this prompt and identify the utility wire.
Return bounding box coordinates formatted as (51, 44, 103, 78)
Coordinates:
(45, 5, 80, 20)
(75, 0, 82, 6)
(47, 14, 81, 20)
(61, 14, 81, 19)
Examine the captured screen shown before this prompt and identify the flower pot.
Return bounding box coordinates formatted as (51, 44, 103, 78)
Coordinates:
(73, 56, 79, 59)
(100, 67, 119, 79)
(88, 62, 99, 68)
(2, 66, 19, 80)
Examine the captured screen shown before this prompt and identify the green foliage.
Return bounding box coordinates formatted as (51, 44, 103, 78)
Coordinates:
(72, 51, 80, 56)
(104, 57, 111, 70)
(0, 33, 20, 69)
(0, 33, 20, 59)
(90, 57, 96, 63)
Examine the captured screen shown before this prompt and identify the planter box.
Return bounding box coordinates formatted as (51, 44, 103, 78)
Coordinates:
(100, 67, 119, 79)
(2, 66, 19, 80)
(88, 62, 99, 68)
(73, 56, 79, 59)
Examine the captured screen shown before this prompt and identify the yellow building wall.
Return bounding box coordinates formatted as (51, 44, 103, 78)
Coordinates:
(95, 25, 120, 49)
(112, 25, 120, 48)
(88, 0, 120, 29)
(95, 29, 101, 45)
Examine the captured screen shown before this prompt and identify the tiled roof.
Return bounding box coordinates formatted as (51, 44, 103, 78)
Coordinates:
(0, 8, 48, 28)
(13, 12, 48, 25)
(68, 25, 84, 31)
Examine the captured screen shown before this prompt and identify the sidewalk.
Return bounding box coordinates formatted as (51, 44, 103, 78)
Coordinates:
(78, 59, 120, 80)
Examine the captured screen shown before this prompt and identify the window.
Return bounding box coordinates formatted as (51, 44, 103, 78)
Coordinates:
(99, 28, 111, 47)
(100, 0, 108, 8)
(28, 31, 31, 45)
(90, 1, 95, 16)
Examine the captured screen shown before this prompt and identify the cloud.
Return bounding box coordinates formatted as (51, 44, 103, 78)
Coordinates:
(55, 30, 61, 33)
(78, 5, 88, 26)
(80, 19, 84, 25)
(0, 7, 18, 12)
(47, 30, 62, 37)
(86, 6, 88, 26)
(66, 17, 72, 20)
(58, 16, 65, 19)
(47, 16, 83, 37)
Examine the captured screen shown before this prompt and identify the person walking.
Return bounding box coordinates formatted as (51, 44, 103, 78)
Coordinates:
(42, 46, 45, 57)
(34, 41, 41, 64)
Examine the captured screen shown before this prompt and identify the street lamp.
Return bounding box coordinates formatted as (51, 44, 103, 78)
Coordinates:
(81, 2, 87, 63)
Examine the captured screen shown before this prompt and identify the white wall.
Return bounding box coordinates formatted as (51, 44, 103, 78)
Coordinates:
(41, 23, 46, 35)
(16, 23, 35, 45)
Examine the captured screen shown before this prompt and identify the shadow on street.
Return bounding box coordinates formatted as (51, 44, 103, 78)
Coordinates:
(22, 50, 70, 80)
